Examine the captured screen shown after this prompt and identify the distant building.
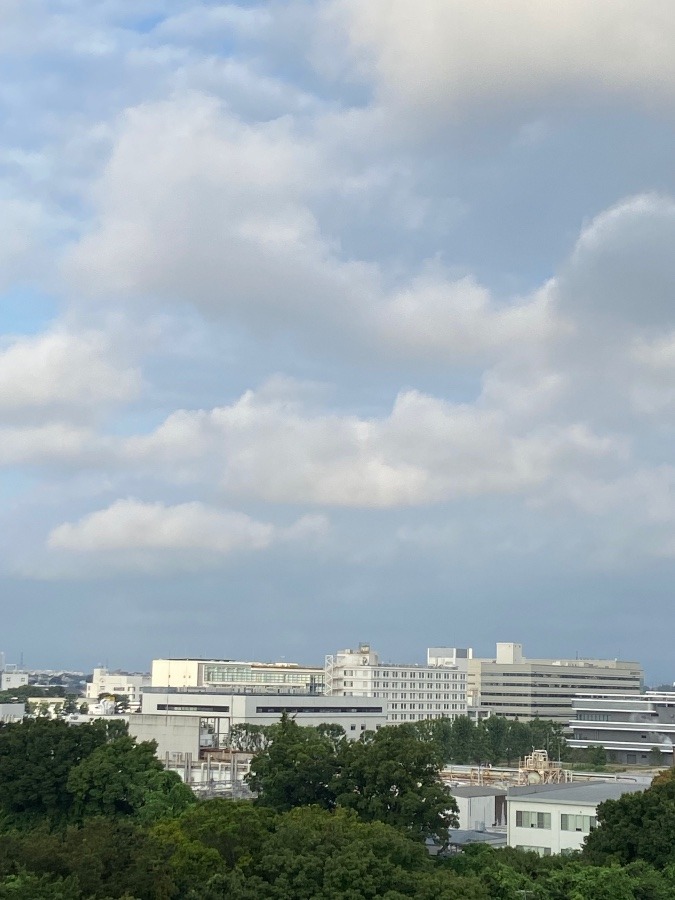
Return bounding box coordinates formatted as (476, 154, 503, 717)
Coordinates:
(0, 702, 24, 723)
(0, 669, 28, 691)
(569, 691, 675, 765)
(467, 643, 643, 723)
(86, 667, 151, 710)
(324, 643, 469, 723)
(507, 781, 645, 856)
(130, 687, 387, 762)
(151, 658, 325, 694)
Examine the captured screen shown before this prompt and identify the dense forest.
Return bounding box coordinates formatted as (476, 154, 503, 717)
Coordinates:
(0, 715, 672, 899)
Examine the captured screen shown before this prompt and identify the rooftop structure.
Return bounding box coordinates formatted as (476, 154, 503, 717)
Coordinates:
(151, 658, 325, 694)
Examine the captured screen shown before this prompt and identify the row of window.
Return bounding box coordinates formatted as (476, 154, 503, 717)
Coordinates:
(515, 811, 596, 832)
(157, 703, 230, 713)
(389, 712, 459, 721)
(255, 706, 383, 714)
(487, 672, 640, 681)
(371, 693, 463, 700)
(341, 670, 464, 681)
(390, 702, 461, 711)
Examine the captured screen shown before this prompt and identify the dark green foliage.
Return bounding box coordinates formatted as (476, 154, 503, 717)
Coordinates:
(246, 713, 340, 812)
(0, 873, 81, 899)
(333, 724, 458, 842)
(0, 719, 193, 829)
(583, 766, 675, 869)
(67, 736, 195, 822)
(0, 717, 673, 898)
(0, 719, 115, 825)
(248, 717, 457, 842)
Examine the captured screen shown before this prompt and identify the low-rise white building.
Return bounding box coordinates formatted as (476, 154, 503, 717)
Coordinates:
(133, 687, 387, 762)
(507, 781, 645, 856)
(325, 644, 469, 723)
(86, 667, 150, 709)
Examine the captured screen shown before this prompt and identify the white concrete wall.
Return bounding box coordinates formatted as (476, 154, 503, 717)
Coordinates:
(0, 672, 28, 690)
(455, 794, 499, 832)
(151, 659, 201, 688)
(507, 799, 597, 855)
(128, 714, 202, 762)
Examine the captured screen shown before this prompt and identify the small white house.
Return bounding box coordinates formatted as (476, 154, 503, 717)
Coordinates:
(507, 781, 645, 856)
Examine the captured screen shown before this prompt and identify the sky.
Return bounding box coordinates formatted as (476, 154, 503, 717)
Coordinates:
(2, 1, 675, 681)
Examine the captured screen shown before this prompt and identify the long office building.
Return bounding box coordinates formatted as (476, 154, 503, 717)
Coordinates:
(151, 658, 325, 694)
(129, 687, 386, 762)
(325, 643, 469, 723)
(569, 691, 675, 765)
(467, 643, 643, 723)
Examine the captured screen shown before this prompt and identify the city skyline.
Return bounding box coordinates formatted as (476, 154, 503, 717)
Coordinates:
(1, 2, 675, 679)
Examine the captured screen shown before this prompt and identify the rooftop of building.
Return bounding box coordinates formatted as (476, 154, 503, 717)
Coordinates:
(154, 658, 322, 669)
(448, 785, 507, 798)
(508, 780, 646, 805)
(143, 686, 378, 699)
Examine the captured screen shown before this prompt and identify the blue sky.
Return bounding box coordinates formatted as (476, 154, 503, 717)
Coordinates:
(1, 0, 675, 681)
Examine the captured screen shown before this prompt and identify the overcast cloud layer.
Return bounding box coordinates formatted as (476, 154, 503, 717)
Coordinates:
(1, 1, 674, 680)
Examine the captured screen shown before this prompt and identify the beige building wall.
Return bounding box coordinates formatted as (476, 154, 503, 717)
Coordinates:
(467, 643, 643, 723)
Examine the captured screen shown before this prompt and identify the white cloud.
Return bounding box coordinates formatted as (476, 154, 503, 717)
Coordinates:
(47, 498, 328, 566)
(330, 0, 675, 122)
(0, 329, 140, 415)
(121, 382, 621, 509)
(66, 92, 557, 363)
(0, 423, 101, 467)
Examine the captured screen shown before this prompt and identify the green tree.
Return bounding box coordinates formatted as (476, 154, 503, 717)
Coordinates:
(178, 799, 278, 871)
(233, 806, 486, 900)
(649, 745, 666, 767)
(584, 767, 675, 869)
(588, 745, 607, 768)
(503, 721, 531, 765)
(447, 716, 476, 764)
(62, 696, 78, 716)
(333, 724, 458, 843)
(66, 735, 195, 822)
(0, 719, 116, 825)
(246, 714, 340, 812)
(0, 873, 81, 899)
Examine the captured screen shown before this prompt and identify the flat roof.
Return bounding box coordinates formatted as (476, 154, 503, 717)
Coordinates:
(449, 786, 507, 798)
(508, 781, 645, 806)
(447, 830, 507, 846)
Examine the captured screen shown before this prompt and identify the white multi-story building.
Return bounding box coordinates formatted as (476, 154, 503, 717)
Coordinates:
(151, 658, 325, 694)
(86, 667, 150, 710)
(507, 781, 645, 856)
(324, 644, 469, 723)
(467, 643, 643, 723)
